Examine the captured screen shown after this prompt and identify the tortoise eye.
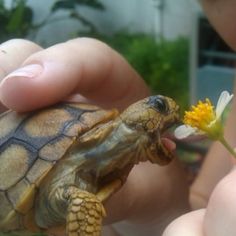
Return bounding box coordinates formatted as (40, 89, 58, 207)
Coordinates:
(148, 96, 168, 113)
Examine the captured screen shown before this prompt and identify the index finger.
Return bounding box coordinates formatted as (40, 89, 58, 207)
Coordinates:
(0, 39, 42, 111)
(0, 38, 149, 112)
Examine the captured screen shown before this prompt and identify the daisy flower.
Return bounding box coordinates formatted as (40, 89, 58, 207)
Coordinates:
(175, 91, 236, 158)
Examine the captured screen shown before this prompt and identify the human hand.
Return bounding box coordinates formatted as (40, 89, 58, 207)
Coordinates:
(0, 38, 149, 111)
(163, 165, 236, 236)
(0, 38, 189, 235)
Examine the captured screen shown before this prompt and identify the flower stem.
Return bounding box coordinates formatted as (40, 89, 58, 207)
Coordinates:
(219, 136, 236, 159)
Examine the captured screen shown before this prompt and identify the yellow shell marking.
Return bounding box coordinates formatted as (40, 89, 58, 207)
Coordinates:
(0, 144, 29, 190)
(24, 109, 71, 138)
(0, 111, 25, 139)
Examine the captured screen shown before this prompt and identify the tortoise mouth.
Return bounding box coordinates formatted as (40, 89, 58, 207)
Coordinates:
(160, 124, 177, 152)
(161, 137, 176, 152)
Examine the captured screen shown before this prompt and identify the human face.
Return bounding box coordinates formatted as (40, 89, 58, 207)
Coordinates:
(200, 0, 236, 50)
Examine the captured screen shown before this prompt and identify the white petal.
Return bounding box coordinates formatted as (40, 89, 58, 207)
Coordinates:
(174, 125, 197, 139)
(216, 91, 234, 119)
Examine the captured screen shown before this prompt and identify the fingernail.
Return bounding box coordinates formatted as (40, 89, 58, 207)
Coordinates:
(3, 64, 43, 80)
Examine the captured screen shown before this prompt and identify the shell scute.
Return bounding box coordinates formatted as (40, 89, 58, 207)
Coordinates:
(26, 158, 54, 186)
(15, 108, 74, 149)
(7, 178, 36, 214)
(0, 141, 37, 191)
(39, 136, 75, 162)
(0, 111, 26, 146)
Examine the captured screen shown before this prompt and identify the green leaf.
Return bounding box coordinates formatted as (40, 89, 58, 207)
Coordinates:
(6, 0, 27, 33)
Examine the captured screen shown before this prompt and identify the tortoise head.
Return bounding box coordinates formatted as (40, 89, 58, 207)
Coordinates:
(120, 95, 180, 165)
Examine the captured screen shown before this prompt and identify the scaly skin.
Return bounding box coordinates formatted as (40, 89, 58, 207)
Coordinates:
(66, 188, 106, 236)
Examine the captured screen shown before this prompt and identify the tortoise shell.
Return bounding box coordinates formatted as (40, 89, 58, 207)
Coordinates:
(0, 102, 118, 231)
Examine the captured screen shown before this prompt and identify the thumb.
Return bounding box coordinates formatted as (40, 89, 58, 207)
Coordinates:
(204, 166, 236, 236)
(0, 38, 149, 112)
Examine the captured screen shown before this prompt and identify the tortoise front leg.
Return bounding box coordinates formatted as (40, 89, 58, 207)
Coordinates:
(36, 180, 123, 235)
(65, 187, 106, 236)
(65, 179, 122, 236)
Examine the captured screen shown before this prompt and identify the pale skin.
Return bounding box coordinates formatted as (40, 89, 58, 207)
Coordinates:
(1, 1, 236, 235)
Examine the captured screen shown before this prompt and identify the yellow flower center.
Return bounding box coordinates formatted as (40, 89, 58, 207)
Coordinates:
(183, 99, 216, 132)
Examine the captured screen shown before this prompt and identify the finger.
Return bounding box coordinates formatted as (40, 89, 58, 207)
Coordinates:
(204, 167, 236, 236)
(0, 39, 42, 79)
(163, 209, 205, 236)
(0, 39, 42, 111)
(189, 142, 232, 209)
(0, 38, 149, 112)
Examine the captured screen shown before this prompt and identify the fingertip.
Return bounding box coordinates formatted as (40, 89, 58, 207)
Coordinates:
(163, 209, 205, 236)
(0, 62, 78, 112)
(0, 75, 43, 112)
(204, 167, 236, 236)
(0, 39, 42, 78)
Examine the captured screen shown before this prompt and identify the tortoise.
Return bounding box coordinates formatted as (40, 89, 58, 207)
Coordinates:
(0, 95, 179, 236)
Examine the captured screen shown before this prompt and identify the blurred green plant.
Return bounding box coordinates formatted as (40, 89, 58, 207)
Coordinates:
(0, 0, 33, 41)
(0, 0, 104, 42)
(102, 33, 189, 112)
